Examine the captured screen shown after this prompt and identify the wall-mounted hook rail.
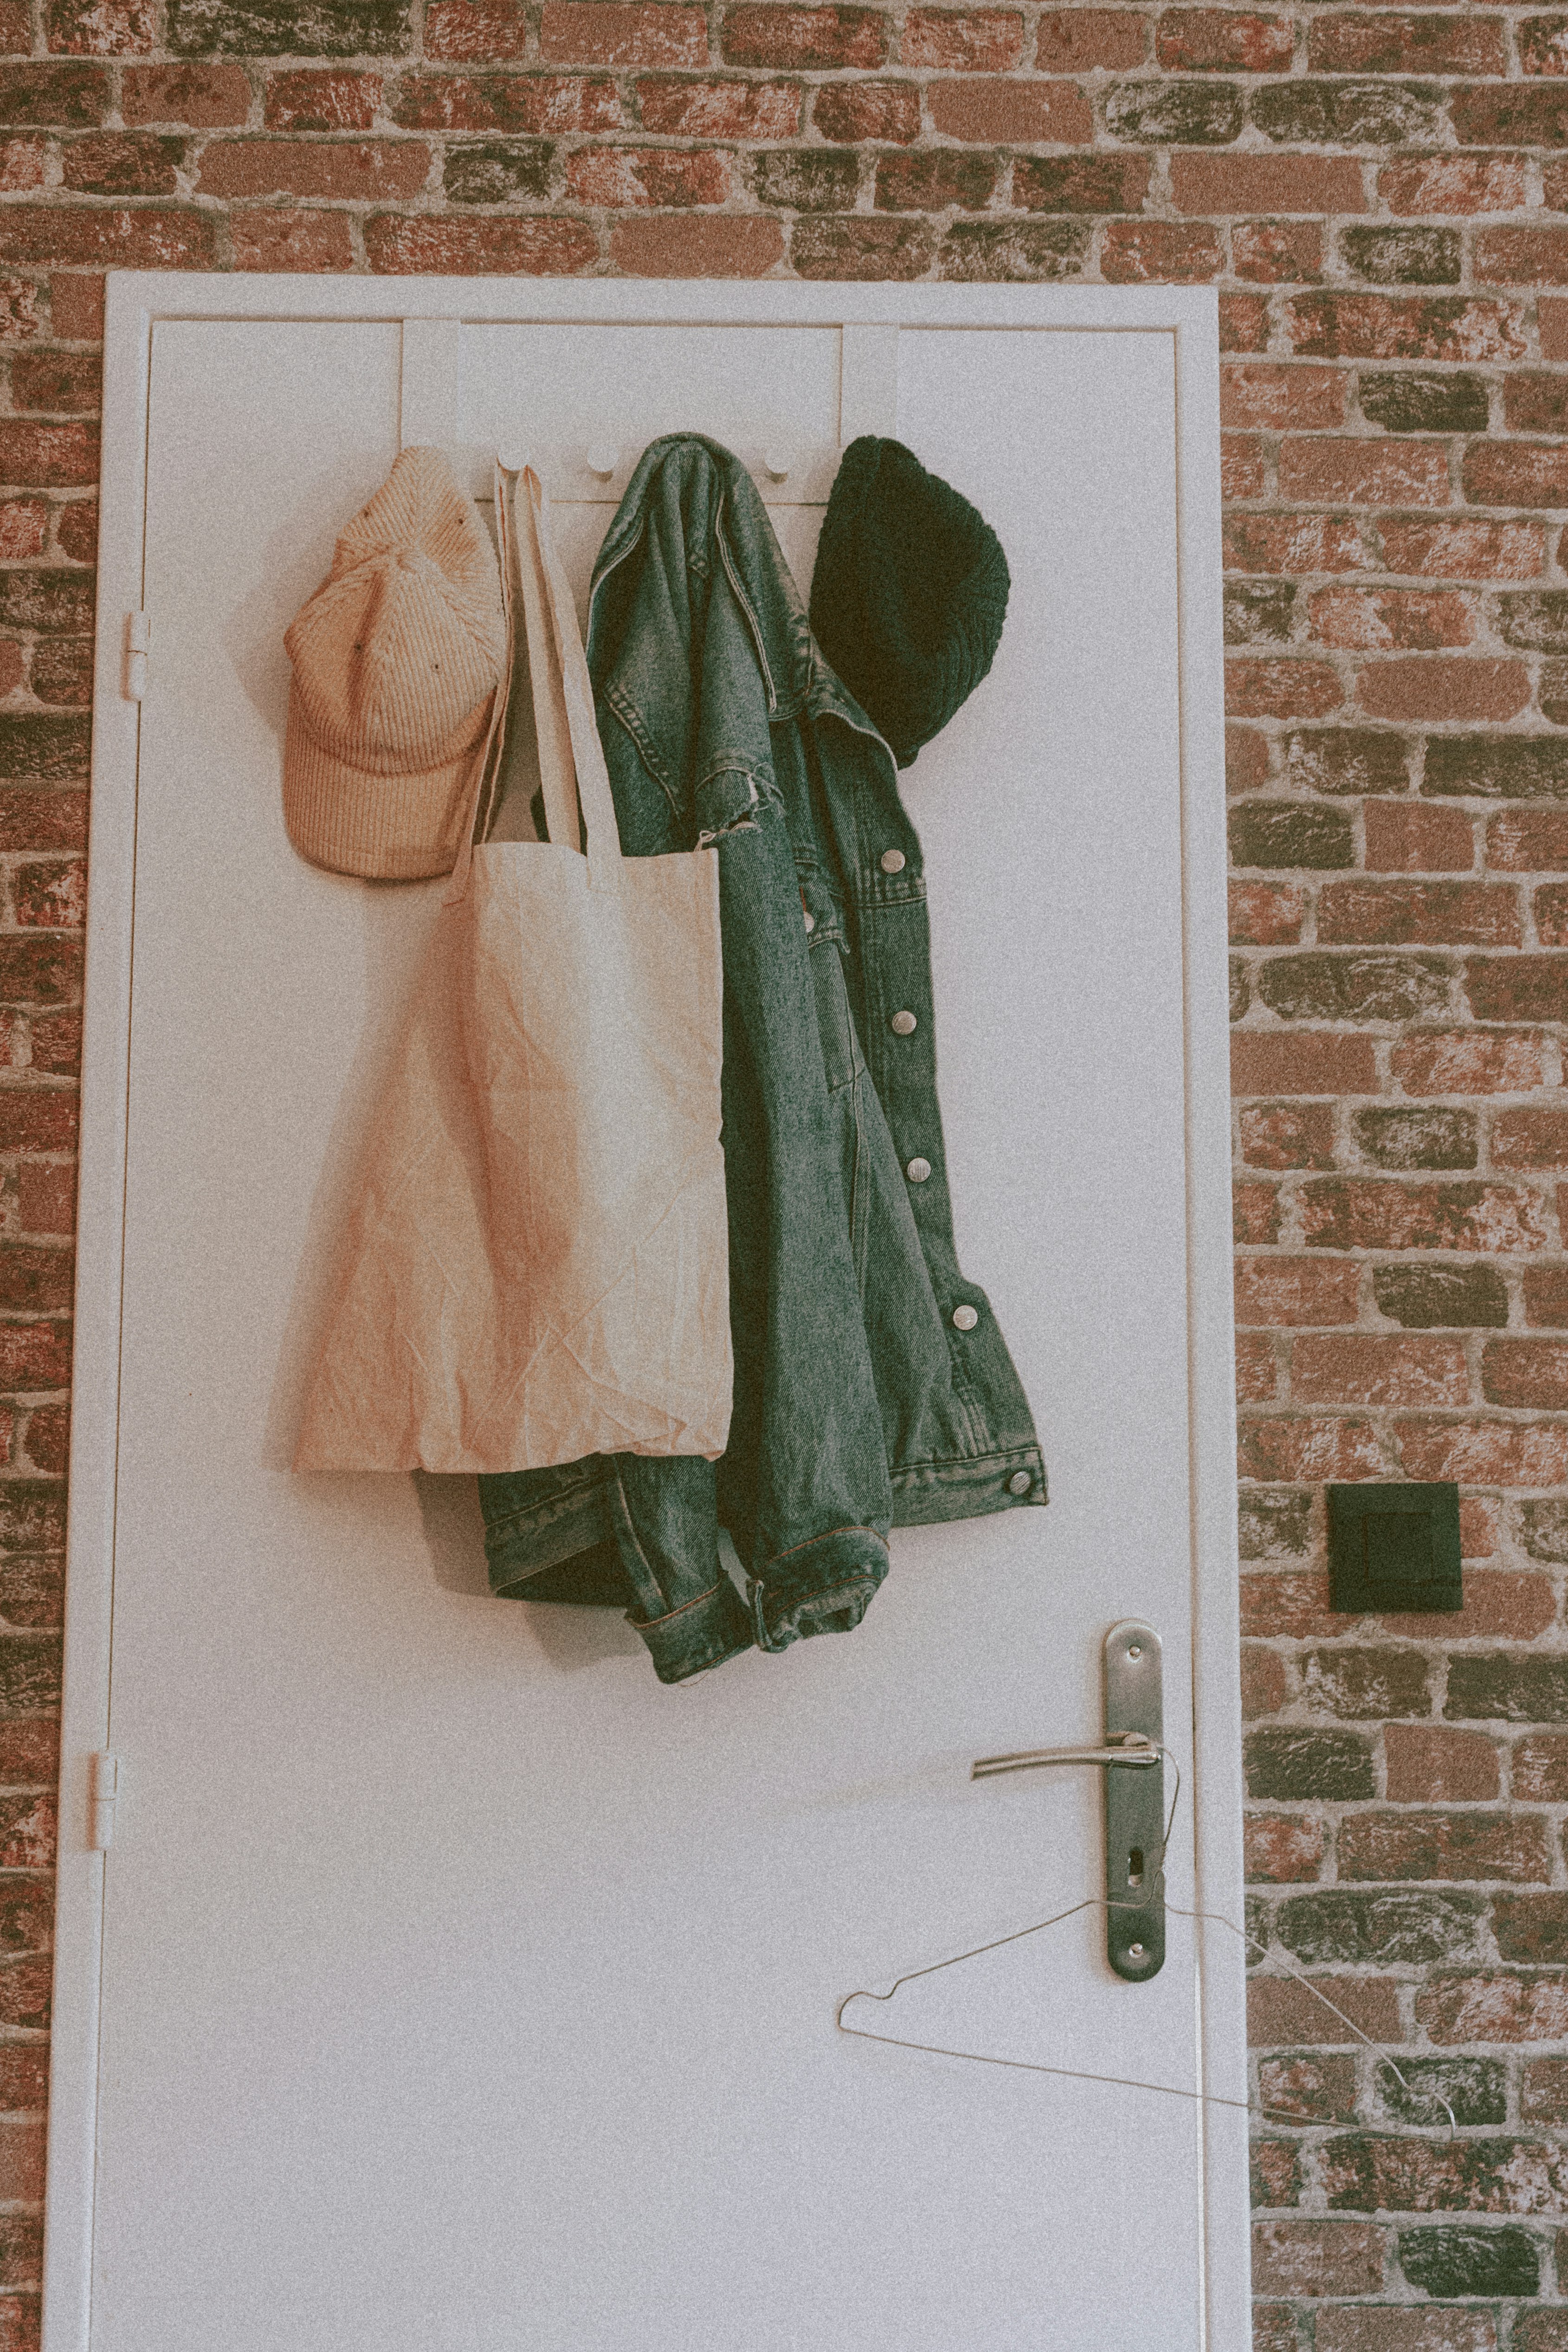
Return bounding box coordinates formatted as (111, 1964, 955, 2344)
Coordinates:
(972, 1621, 1166, 1983)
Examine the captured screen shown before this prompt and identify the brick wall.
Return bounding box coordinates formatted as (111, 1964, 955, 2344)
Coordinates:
(0, 0, 1566, 2344)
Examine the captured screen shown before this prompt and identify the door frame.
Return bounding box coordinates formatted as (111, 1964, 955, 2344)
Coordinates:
(46, 273, 1246, 2350)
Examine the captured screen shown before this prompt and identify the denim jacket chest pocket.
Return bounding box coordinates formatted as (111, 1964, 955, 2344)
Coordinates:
(797, 864, 862, 1096)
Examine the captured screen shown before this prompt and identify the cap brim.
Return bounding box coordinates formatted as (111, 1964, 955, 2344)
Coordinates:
(282, 687, 490, 881)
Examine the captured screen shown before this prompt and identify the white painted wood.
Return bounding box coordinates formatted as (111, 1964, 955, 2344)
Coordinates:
(839, 322, 901, 442)
(48, 277, 1245, 2352)
(398, 315, 462, 451)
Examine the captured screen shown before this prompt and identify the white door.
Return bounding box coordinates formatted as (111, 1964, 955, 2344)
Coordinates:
(47, 278, 1246, 2352)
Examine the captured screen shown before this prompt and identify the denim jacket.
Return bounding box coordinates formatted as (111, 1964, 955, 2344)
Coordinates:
(479, 438, 1045, 1679)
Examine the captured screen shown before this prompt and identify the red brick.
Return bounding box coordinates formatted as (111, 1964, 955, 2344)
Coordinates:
(1303, 1178, 1549, 1253)
(792, 215, 930, 277)
(1380, 154, 1529, 216)
(0, 1, 25, 48)
(1220, 433, 1267, 501)
(122, 62, 250, 125)
(364, 214, 596, 273)
(0, 1320, 67, 1389)
(1526, 1265, 1568, 1325)
(1227, 723, 1271, 791)
(1172, 153, 1366, 216)
(10, 349, 97, 414)
(45, 0, 151, 53)
(1101, 219, 1221, 284)
(0, 206, 216, 271)
(1524, 15, 1568, 76)
(1360, 659, 1530, 724)
(1309, 12, 1505, 74)
(198, 138, 429, 199)
(1397, 1420, 1568, 1484)
(0, 1089, 73, 1151)
(1226, 658, 1344, 719)
(47, 275, 101, 341)
(1469, 958, 1568, 1024)
(1295, 1331, 1470, 1406)
(1365, 801, 1474, 872)
(1248, 1972, 1403, 2048)
(1279, 435, 1451, 510)
(1157, 6, 1289, 69)
(0, 419, 96, 486)
(1236, 1255, 1361, 1324)
(901, 6, 1021, 67)
(875, 149, 995, 210)
(926, 77, 1090, 142)
(1497, 1108, 1568, 1167)
(1242, 1643, 1288, 1716)
(567, 145, 728, 204)
(1386, 1725, 1500, 1803)
(1418, 1974, 1568, 2043)
(0, 139, 43, 192)
(1310, 586, 1474, 653)
(0, 2117, 42, 2203)
(719, 1, 884, 66)
(425, 0, 527, 58)
(1235, 1179, 1283, 1243)
(25, 1009, 77, 1074)
(1014, 155, 1152, 214)
(1233, 1030, 1378, 1096)
(808, 78, 914, 141)
(263, 70, 380, 129)
(0, 503, 44, 562)
(16, 1165, 72, 1239)
(1247, 1814, 1327, 1882)
(1397, 1567, 1555, 1641)
(1544, 297, 1568, 362)
(392, 71, 620, 130)
(1507, 369, 1568, 432)
(1038, 6, 1147, 70)
(230, 211, 355, 273)
(1477, 226, 1568, 289)
(1284, 292, 1529, 365)
(1482, 1334, 1568, 1405)
(645, 75, 801, 136)
(1238, 1416, 1388, 1482)
(1221, 364, 1342, 434)
(1252, 2222, 1384, 2299)
(1232, 221, 1323, 286)
(544, 1, 708, 65)
(1515, 1735, 1568, 1800)
(1220, 291, 1271, 354)
(1243, 1570, 1381, 1636)
(1339, 1809, 1549, 1883)
(1225, 512, 1370, 575)
(1232, 881, 1306, 945)
(1236, 1328, 1279, 1400)
(1465, 442, 1568, 507)
(1380, 518, 1546, 578)
(609, 214, 782, 274)
(0, 641, 24, 696)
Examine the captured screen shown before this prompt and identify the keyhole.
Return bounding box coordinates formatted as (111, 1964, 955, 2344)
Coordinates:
(1127, 1846, 1145, 1890)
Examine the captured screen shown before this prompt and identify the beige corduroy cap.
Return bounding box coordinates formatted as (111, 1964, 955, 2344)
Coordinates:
(283, 445, 507, 880)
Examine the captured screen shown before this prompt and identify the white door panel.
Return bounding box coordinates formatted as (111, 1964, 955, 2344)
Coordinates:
(52, 285, 1242, 2352)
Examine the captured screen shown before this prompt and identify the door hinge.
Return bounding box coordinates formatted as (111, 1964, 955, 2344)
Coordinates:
(123, 611, 149, 702)
(88, 1750, 118, 1850)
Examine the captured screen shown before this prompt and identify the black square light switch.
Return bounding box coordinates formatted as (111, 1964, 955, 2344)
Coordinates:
(1327, 1482, 1463, 1614)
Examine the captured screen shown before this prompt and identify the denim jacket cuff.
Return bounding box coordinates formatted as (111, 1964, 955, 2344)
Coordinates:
(630, 1573, 755, 1684)
(750, 1525, 891, 1655)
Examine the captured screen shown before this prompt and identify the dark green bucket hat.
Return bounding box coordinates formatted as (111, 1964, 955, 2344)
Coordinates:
(808, 435, 1010, 769)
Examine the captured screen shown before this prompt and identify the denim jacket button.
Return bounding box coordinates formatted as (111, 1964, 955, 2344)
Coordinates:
(905, 1157, 931, 1183)
(890, 1009, 917, 1036)
(951, 1304, 979, 1331)
(880, 849, 906, 874)
(1008, 1470, 1032, 1496)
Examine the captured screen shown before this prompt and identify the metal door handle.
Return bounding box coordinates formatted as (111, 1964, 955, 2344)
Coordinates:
(969, 1620, 1166, 1983)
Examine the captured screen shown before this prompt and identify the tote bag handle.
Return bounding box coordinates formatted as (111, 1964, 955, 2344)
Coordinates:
(448, 462, 622, 899)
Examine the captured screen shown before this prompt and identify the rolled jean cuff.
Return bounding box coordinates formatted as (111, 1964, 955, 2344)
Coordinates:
(630, 1574, 755, 1685)
(750, 1525, 890, 1655)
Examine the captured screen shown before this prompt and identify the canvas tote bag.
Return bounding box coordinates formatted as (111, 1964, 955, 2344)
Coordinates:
(294, 465, 732, 1474)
